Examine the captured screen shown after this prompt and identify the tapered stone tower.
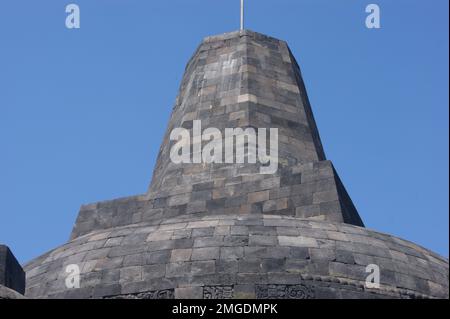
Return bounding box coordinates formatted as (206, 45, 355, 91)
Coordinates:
(22, 30, 448, 299)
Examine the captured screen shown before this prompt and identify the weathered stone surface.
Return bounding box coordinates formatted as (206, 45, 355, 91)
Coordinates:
(19, 30, 448, 300)
(68, 30, 364, 240)
(0, 285, 26, 299)
(175, 287, 203, 299)
(0, 245, 25, 295)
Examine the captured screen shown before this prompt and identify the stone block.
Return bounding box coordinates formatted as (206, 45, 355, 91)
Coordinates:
(192, 227, 215, 237)
(168, 193, 191, 206)
(191, 247, 220, 261)
(281, 173, 302, 186)
(278, 236, 318, 248)
(230, 226, 249, 236)
(186, 201, 207, 213)
(146, 231, 173, 242)
(335, 250, 355, 264)
(249, 235, 278, 246)
(142, 264, 166, 280)
(144, 250, 171, 265)
(214, 226, 231, 236)
(119, 266, 142, 283)
(296, 205, 320, 218)
(166, 262, 191, 278)
(175, 287, 203, 299)
(191, 261, 216, 276)
(233, 285, 256, 299)
(290, 247, 310, 260)
(170, 249, 192, 262)
(248, 191, 270, 203)
(238, 259, 263, 273)
(191, 191, 212, 202)
(93, 284, 121, 298)
(216, 260, 239, 274)
(220, 247, 244, 260)
(194, 237, 224, 248)
(262, 258, 286, 272)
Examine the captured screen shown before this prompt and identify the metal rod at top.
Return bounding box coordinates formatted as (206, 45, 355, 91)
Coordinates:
(240, 0, 245, 31)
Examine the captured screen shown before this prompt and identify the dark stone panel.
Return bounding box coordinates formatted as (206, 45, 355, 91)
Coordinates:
(0, 245, 25, 295)
(19, 30, 449, 301)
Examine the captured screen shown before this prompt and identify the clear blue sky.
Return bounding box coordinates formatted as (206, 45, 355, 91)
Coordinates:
(0, 0, 448, 263)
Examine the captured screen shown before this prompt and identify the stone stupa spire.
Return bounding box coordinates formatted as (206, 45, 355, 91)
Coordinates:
(70, 30, 364, 240)
(17, 16, 448, 300)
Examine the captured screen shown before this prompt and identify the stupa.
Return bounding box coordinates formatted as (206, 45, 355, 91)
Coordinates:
(15, 29, 447, 299)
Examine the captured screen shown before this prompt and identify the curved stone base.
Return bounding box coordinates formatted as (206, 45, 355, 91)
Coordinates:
(24, 214, 449, 299)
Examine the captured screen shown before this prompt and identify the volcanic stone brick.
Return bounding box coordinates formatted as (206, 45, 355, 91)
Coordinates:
(224, 236, 249, 247)
(175, 287, 203, 299)
(147, 231, 173, 242)
(249, 235, 278, 246)
(239, 259, 263, 273)
(329, 262, 366, 281)
(248, 225, 277, 236)
(310, 248, 336, 261)
(172, 229, 192, 240)
(104, 237, 124, 247)
(191, 248, 220, 261)
(296, 205, 321, 218)
(216, 260, 239, 274)
(101, 269, 120, 284)
(169, 194, 191, 206)
(214, 226, 231, 236)
(94, 257, 124, 271)
(262, 258, 286, 272)
(264, 198, 289, 212)
(171, 249, 192, 262)
(187, 201, 207, 213)
(192, 227, 215, 238)
(191, 261, 216, 276)
(144, 250, 171, 265)
(93, 284, 121, 298)
(193, 182, 215, 192)
(85, 248, 110, 260)
(166, 263, 191, 278)
(281, 173, 302, 186)
(248, 191, 270, 204)
(290, 247, 310, 260)
(194, 237, 224, 248)
(192, 191, 212, 201)
(119, 266, 142, 283)
(230, 226, 249, 236)
(278, 236, 319, 248)
(335, 250, 356, 264)
(220, 247, 244, 260)
(143, 264, 166, 280)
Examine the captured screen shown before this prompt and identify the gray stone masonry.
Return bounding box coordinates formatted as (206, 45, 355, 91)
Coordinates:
(0, 245, 25, 295)
(25, 215, 449, 299)
(21, 30, 449, 299)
